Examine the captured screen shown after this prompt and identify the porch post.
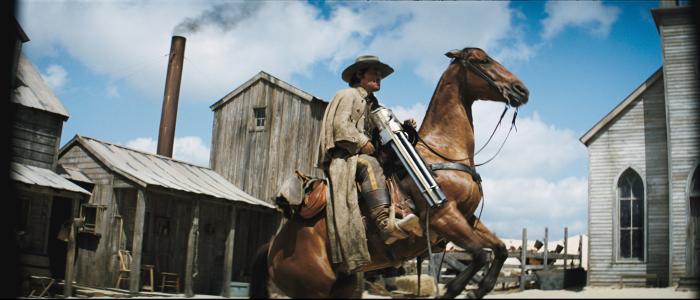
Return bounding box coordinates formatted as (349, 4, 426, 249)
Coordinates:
(129, 189, 147, 294)
(520, 228, 527, 291)
(64, 217, 79, 298)
(64, 197, 81, 297)
(221, 206, 238, 297)
(185, 200, 200, 297)
(564, 227, 568, 270)
(543, 227, 549, 271)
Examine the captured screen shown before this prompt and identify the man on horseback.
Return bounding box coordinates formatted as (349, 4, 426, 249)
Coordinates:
(317, 55, 421, 271)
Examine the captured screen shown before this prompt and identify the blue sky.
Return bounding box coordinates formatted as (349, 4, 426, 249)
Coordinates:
(17, 0, 664, 240)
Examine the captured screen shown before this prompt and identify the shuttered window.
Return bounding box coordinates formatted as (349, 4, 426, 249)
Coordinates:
(617, 168, 644, 260)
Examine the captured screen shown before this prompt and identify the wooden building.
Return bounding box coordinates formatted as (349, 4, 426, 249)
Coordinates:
(210, 71, 327, 203)
(580, 1, 698, 288)
(57, 135, 276, 295)
(10, 43, 92, 284)
(209, 71, 328, 262)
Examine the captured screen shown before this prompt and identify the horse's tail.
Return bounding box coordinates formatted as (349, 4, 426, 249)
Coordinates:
(249, 242, 270, 299)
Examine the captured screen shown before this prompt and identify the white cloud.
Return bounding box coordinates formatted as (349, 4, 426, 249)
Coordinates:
(365, 1, 534, 83)
(381, 99, 588, 239)
(18, 1, 383, 103)
(18, 1, 535, 102)
(472, 101, 586, 180)
(125, 137, 157, 153)
(19, 0, 586, 240)
(125, 136, 210, 167)
(452, 101, 589, 239)
(389, 102, 427, 127)
(480, 176, 587, 240)
(41, 64, 68, 89)
(172, 136, 211, 167)
(541, 1, 620, 40)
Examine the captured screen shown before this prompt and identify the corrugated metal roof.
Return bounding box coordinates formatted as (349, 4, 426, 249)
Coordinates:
(12, 53, 70, 118)
(58, 165, 93, 184)
(11, 162, 91, 196)
(64, 135, 275, 210)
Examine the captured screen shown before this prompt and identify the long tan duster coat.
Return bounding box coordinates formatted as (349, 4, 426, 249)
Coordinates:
(317, 86, 374, 272)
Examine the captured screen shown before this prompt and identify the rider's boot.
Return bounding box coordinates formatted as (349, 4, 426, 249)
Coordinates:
(364, 189, 422, 245)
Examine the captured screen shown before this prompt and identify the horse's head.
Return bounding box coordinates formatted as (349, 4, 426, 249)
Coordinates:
(446, 48, 529, 107)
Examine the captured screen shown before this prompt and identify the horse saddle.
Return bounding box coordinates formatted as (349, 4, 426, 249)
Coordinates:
(275, 171, 328, 219)
(274, 170, 415, 220)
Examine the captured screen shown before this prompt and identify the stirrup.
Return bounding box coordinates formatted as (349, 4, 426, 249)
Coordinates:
(396, 213, 423, 237)
(383, 207, 422, 245)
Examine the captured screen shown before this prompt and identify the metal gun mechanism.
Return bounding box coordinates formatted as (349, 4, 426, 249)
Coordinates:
(369, 107, 447, 209)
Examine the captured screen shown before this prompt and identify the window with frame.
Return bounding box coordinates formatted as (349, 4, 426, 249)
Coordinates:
(618, 168, 644, 260)
(79, 203, 106, 236)
(254, 108, 266, 129)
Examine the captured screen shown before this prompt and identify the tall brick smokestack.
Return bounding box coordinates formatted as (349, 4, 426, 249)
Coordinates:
(157, 36, 186, 157)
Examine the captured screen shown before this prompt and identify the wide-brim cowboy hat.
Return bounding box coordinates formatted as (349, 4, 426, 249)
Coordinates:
(341, 55, 394, 83)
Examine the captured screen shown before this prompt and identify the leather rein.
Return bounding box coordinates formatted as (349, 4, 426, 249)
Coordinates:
(416, 53, 520, 232)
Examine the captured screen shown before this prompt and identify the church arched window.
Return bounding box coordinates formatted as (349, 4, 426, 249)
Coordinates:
(618, 168, 644, 260)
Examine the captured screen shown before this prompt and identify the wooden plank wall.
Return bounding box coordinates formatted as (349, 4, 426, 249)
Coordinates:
(211, 79, 327, 206)
(60, 142, 261, 293)
(230, 208, 278, 282)
(193, 200, 229, 293)
(586, 77, 669, 286)
(114, 189, 235, 295)
(141, 192, 189, 287)
(659, 12, 699, 283)
(58, 144, 119, 287)
(211, 78, 322, 282)
(12, 105, 63, 169)
(18, 192, 52, 255)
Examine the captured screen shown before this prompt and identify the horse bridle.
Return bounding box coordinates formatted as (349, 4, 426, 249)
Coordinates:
(417, 51, 518, 167)
(457, 51, 516, 107)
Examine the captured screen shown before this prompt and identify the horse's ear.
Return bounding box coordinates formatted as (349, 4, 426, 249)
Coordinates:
(445, 49, 462, 59)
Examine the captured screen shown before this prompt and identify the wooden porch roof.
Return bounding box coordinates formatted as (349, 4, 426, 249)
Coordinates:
(59, 135, 276, 210)
(11, 162, 91, 197)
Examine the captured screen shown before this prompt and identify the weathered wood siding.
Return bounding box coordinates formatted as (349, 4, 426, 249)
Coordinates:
(211, 78, 326, 205)
(210, 75, 326, 283)
(58, 144, 118, 287)
(587, 77, 669, 286)
(658, 10, 699, 283)
(12, 105, 63, 169)
(60, 139, 270, 293)
(18, 192, 53, 255)
(192, 199, 229, 293)
(229, 208, 278, 281)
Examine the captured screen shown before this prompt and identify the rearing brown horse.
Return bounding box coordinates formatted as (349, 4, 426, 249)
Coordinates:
(250, 47, 529, 299)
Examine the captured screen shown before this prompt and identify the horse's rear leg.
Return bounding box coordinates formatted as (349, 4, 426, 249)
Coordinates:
(429, 202, 490, 298)
(466, 217, 507, 299)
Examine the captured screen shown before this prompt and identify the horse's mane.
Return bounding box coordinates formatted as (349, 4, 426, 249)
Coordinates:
(422, 59, 460, 127)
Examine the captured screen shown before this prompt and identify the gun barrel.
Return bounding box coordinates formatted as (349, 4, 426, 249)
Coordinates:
(371, 107, 447, 208)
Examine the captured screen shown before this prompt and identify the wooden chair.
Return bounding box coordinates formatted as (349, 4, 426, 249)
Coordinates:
(160, 272, 180, 293)
(27, 276, 55, 298)
(141, 265, 155, 292)
(116, 250, 132, 289)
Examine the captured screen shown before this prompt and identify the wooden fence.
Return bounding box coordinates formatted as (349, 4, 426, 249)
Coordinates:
(433, 227, 583, 291)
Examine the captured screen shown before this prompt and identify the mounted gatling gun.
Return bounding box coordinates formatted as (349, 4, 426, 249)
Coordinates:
(369, 107, 447, 209)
